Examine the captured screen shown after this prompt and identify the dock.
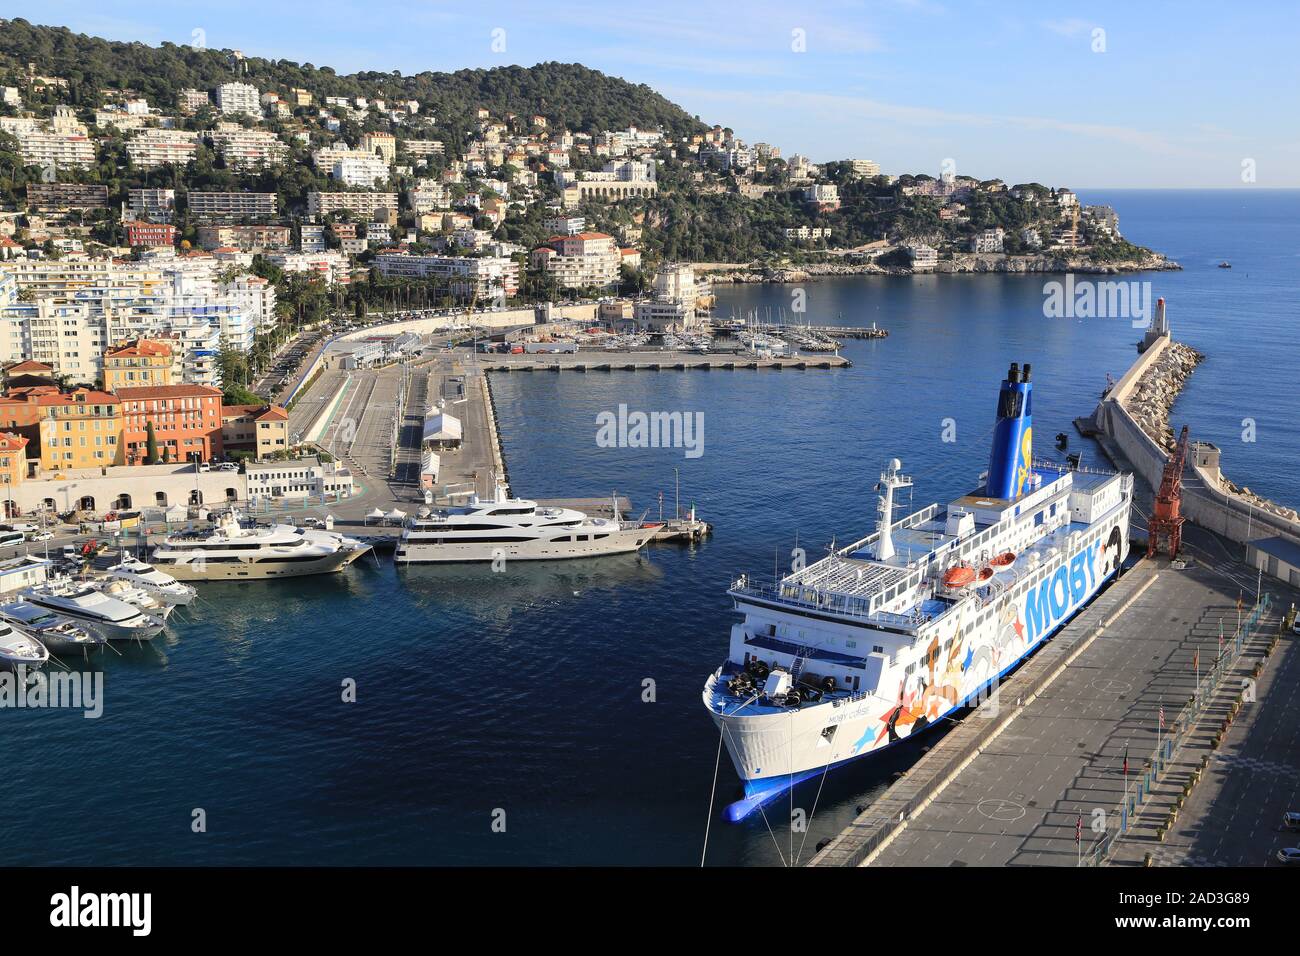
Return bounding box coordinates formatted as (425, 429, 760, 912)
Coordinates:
(477, 350, 850, 372)
(808, 550, 1294, 867)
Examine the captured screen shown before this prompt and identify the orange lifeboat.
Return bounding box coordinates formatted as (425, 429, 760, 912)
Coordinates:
(942, 565, 976, 588)
(990, 551, 1016, 569)
(977, 565, 996, 584)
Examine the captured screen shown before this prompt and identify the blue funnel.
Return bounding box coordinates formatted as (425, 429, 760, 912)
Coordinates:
(985, 362, 1033, 500)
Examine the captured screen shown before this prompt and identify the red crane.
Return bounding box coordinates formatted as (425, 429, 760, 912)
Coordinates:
(1148, 425, 1190, 559)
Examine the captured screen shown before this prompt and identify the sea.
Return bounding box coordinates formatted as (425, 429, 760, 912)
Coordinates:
(1, 189, 1296, 866)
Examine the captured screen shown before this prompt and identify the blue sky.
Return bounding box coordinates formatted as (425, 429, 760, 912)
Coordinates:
(10, 1, 1299, 187)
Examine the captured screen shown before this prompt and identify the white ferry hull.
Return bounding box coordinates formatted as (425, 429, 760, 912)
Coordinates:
(395, 526, 657, 563)
(708, 507, 1129, 821)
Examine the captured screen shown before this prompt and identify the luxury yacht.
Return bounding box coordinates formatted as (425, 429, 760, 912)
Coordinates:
(0, 600, 106, 656)
(0, 619, 49, 671)
(94, 579, 175, 621)
(105, 556, 197, 606)
(395, 484, 661, 563)
(23, 579, 165, 642)
(150, 511, 372, 581)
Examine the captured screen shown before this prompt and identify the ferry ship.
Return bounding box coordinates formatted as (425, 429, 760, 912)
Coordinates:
(703, 362, 1132, 821)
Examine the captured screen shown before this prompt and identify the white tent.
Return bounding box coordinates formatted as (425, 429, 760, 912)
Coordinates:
(385, 509, 407, 525)
(422, 412, 463, 448)
(163, 504, 189, 524)
(364, 507, 386, 526)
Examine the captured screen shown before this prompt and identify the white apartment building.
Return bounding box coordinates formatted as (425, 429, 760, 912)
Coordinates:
(373, 253, 519, 300)
(847, 159, 881, 177)
(178, 89, 210, 112)
(542, 216, 586, 236)
(127, 129, 199, 169)
(263, 251, 352, 285)
(970, 227, 1005, 253)
(13, 130, 96, 170)
(803, 183, 840, 207)
(529, 233, 620, 290)
(215, 82, 261, 118)
(209, 125, 289, 169)
(905, 243, 939, 270)
(331, 155, 390, 187)
(128, 188, 177, 223)
(402, 139, 445, 159)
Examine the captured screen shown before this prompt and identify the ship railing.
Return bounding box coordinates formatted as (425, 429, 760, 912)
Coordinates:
(730, 580, 929, 633)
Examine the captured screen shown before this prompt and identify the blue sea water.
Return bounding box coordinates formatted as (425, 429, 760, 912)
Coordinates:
(0, 190, 1295, 867)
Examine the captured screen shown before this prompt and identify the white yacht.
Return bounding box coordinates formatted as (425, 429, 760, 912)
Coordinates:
(149, 511, 372, 581)
(0, 600, 106, 655)
(395, 484, 661, 564)
(94, 579, 175, 621)
(23, 579, 165, 642)
(0, 619, 49, 670)
(106, 556, 197, 606)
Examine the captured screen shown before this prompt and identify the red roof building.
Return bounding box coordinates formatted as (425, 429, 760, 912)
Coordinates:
(116, 384, 224, 464)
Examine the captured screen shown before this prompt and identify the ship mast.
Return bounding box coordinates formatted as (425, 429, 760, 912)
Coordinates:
(875, 458, 912, 563)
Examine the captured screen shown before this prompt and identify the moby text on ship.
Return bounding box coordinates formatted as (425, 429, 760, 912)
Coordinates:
(703, 362, 1133, 821)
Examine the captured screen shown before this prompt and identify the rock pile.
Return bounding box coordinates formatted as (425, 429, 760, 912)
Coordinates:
(1124, 341, 1204, 451)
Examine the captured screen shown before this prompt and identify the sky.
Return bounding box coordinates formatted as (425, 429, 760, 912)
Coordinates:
(8, 1, 1299, 187)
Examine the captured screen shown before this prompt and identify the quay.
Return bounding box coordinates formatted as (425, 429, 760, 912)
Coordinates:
(282, 341, 702, 536)
(808, 548, 1295, 867)
(709, 321, 888, 341)
(478, 350, 851, 372)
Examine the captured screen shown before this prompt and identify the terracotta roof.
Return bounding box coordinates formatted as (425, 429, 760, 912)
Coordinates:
(4, 360, 54, 374)
(114, 384, 222, 400)
(222, 403, 288, 421)
(35, 388, 120, 407)
(0, 432, 29, 452)
(106, 338, 172, 359)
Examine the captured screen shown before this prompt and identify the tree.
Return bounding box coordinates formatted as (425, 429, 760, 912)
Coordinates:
(145, 420, 158, 464)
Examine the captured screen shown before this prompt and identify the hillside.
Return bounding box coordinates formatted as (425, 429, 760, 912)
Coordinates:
(0, 19, 708, 140)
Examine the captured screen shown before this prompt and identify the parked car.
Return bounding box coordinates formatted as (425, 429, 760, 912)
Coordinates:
(1283, 812, 1300, 832)
(1, 522, 39, 534)
(301, 517, 324, 529)
(1276, 847, 1300, 865)
(29, 531, 53, 542)
(198, 463, 211, 472)
(218, 462, 239, 472)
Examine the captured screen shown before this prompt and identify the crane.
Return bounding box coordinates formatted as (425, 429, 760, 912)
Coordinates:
(1148, 425, 1189, 559)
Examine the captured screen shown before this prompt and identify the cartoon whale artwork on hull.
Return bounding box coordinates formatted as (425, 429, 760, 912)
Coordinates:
(704, 361, 1134, 822)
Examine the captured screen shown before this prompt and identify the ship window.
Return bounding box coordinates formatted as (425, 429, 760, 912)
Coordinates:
(767, 624, 776, 637)
(846, 639, 857, 649)
(873, 645, 884, 654)
(1035, 511, 1044, 526)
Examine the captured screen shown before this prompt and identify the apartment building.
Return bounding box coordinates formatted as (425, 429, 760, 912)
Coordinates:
(970, 227, 1005, 254)
(14, 130, 96, 170)
(215, 82, 261, 118)
(529, 233, 621, 290)
(373, 252, 519, 300)
(127, 188, 177, 223)
(126, 222, 180, 248)
(26, 183, 110, 213)
(220, 403, 289, 459)
(847, 159, 881, 178)
(118, 383, 224, 464)
(803, 183, 840, 209)
(178, 89, 211, 112)
(331, 155, 390, 187)
(209, 125, 289, 169)
(126, 129, 199, 169)
(406, 181, 449, 214)
(195, 224, 292, 252)
(187, 191, 278, 222)
(402, 139, 445, 159)
(361, 131, 397, 164)
(102, 339, 173, 390)
(307, 191, 399, 220)
(35, 388, 125, 470)
(905, 243, 939, 270)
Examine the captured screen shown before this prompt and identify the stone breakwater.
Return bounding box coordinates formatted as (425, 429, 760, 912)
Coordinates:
(1123, 340, 1205, 451)
(711, 253, 1180, 284)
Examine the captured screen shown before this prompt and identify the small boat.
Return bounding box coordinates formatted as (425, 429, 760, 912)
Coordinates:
(105, 556, 197, 606)
(24, 579, 165, 642)
(990, 551, 1017, 571)
(1218, 261, 1232, 269)
(976, 565, 996, 584)
(96, 579, 175, 621)
(0, 620, 50, 671)
(942, 565, 976, 588)
(0, 600, 107, 655)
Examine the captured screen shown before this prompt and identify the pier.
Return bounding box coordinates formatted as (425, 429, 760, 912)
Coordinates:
(477, 350, 850, 372)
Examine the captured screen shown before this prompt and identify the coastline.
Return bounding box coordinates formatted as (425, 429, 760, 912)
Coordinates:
(700, 252, 1181, 284)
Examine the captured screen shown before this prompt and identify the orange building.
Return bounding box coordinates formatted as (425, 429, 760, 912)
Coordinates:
(33, 388, 125, 470)
(117, 384, 224, 465)
(103, 339, 174, 391)
(0, 432, 28, 515)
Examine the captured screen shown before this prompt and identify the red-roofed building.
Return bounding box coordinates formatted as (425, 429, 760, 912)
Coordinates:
(0, 432, 29, 507)
(529, 231, 621, 289)
(117, 384, 223, 464)
(103, 339, 174, 391)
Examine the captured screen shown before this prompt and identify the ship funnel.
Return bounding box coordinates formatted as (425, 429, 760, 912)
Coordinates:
(985, 361, 1034, 500)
